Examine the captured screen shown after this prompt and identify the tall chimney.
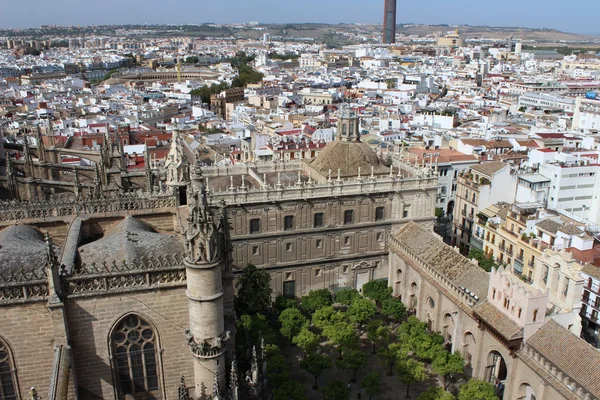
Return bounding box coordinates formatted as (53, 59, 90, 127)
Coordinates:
(383, 0, 397, 44)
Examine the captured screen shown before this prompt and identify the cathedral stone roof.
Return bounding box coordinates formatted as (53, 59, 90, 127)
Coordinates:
(308, 140, 389, 178)
(527, 319, 600, 398)
(393, 221, 489, 300)
(78, 217, 184, 265)
(0, 225, 49, 271)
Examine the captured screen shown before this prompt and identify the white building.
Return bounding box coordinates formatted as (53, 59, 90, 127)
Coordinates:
(573, 97, 600, 131)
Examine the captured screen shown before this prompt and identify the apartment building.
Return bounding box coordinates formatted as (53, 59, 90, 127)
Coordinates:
(539, 157, 600, 225)
(452, 161, 516, 254)
(573, 96, 600, 131)
(581, 264, 600, 348)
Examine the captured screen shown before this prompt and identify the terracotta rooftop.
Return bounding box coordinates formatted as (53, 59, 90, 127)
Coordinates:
(527, 320, 600, 399)
(473, 301, 523, 341)
(536, 219, 561, 235)
(470, 161, 508, 177)
(393, 221, 489, 300)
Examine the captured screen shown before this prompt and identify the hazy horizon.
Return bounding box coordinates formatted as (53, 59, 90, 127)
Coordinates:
(1, 0, 599, 36)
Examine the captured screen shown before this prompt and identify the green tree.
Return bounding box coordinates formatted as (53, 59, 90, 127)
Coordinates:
(321, 380, 349, 400)
(347, 298, 376, 327)
(265, 344, 290, 392)
(275, 295, 297, 312)
(361, 371, 382, 400)
(377, 343, 402, 376)
(231, 63, 264, 88)
(235, 264, 272, 316)
(301, 289, 333, 314)
(435, 207, 444, 220)
(418, 387, 455, 400)
(323, 321, 360, 359)
(366, 320, 390, 354)
(457, 380, 497, 400)
(381, 297, 406, 326)
(185, 55, 199, 64)
(337, 348, 368, 382)
(279, 307, 308, 340)
(397, 357, 428, 398)
(237, 314, 276, 346)
(362, 280, 393, 311)
(293, 327, 320, 356)
(467, 249, 500, 273)
(432, 351, 465, 389)
(274, 380, 308, 400)
(301, 352, 331, 390)
(335, 288, 360, 305)
(312, 306, 346, 330)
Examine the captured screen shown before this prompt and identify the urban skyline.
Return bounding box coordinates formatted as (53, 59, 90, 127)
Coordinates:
(1, 0, 599, 35)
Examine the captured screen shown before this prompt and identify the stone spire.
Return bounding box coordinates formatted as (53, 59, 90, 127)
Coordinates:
(230, 358, 239, 400)
(6, 156, 19, 199)
(44, 233, 61, 306)
(166, 128, 189, 187)
(144, 147, 154, 192)
(35, 125, 46, 163)
(184, 161, 229, 396)
(178, 375, 189, 400)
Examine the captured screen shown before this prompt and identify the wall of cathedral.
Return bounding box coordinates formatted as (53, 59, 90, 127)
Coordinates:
(66, 287, 192, 399)
(0, 302, 64, 400)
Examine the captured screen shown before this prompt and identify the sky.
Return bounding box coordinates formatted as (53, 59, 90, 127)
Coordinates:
(1, 0, 598, 35)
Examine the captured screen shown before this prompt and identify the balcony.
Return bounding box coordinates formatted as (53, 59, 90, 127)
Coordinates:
(499, 244, 506, 251)
(506, 248, 514, 256)
(467, 213, 475, 222)
(528, 260, 535, 268)
(516, 254, 524, 262)
(461, 209, 467, 217)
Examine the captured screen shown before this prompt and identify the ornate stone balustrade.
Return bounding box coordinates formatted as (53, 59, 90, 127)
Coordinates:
(61, 254, 185, 297)
(0, 189, 177, 222)
(0, 268, 48, 303)
(207, 175, 438, 206)
(0, 255, 186, 305)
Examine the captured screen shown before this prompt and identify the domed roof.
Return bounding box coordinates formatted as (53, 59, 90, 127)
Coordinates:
(308, 140, 389, 178)
(0, 225, 49, 272)
(78, 217, 184, 266)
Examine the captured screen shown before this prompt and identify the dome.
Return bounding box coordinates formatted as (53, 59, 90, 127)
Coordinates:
(78, 217, 184, 266)
(308, 140, 389, 178)
(0, 225, 49, 272)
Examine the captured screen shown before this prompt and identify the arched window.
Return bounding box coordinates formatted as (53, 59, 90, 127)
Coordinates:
(111, 314, 160, 398)
(0, 338, 17, 400)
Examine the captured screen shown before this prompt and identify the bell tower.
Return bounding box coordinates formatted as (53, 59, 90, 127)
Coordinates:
(184, 163, 229, 398)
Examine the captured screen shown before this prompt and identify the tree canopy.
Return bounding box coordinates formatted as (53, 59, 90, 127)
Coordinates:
(381, 297, 407, 324)
(235, 264, 272, 316)
(301, 289, 333, 314)
(361, 371, 382, 400)
(457, 380, 497, 400)
(334, 288, 360, 305)
(321, 380, 349, 400)
(279, 307, 308, 340)
(432, 351, 465, 389)
(347, 298, 376, 326)
(468, 248, 500, 272)
(301, 352, 332, 390)
(362, 280, 393, 309)
(418, 387, 456, 400)
(337, 348, 368, 382)
(293, 327, 320, 355)
(397, 357, 428, 398)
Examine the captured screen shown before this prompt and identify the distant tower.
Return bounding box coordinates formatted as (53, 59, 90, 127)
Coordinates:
(515, 38, 523, 55)
(383, 0, 397, 44)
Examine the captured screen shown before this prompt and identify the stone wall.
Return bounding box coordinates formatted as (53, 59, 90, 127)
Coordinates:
(66, 288, 193, 399)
